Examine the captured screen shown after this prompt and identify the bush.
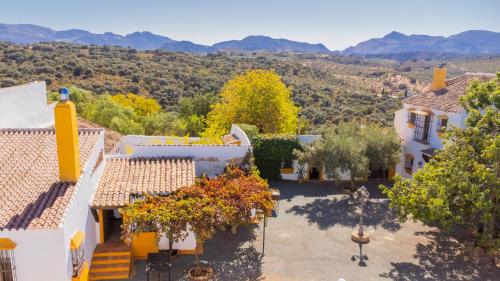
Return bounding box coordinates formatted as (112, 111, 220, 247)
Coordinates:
(252, 135, 302, 180)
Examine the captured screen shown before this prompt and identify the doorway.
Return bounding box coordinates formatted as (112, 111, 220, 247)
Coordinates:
(368, 166, 389, 180)
(102, 209, 123, 242)
(308, 166, 321, 180)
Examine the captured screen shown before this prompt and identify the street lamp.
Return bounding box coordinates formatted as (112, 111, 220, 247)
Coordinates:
(351, 186, 370, 266)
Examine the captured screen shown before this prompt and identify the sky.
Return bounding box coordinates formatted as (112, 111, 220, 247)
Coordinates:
(0, 0, 499, 50)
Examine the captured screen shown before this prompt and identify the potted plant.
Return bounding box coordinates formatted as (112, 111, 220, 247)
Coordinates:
(296, 164, 306, 183)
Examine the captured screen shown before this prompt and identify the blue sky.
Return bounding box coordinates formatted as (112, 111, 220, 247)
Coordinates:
(1, 0, 499, 50)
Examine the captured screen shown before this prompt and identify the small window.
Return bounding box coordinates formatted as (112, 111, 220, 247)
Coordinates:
(407, 112, 416, 125)
(0, 250, 16, 281)
(70, 232, 85, 277)
(282, 160, 293, 169)
(437, 118, 448, 132)
(404, 155, 414, 174)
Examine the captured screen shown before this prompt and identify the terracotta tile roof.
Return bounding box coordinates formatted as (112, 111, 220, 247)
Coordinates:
(77, 118, 122, 153)
(92, 157, 195, 208)
(403, 73, 495, 112)
(0, 128, 102, 230)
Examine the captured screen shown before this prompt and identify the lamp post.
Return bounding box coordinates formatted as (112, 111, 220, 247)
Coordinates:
(351, 186, 370, 266)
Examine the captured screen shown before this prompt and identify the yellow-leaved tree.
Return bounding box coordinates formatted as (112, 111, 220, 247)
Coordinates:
(203, 70, 299, 138)
(111, 93, 161, 116)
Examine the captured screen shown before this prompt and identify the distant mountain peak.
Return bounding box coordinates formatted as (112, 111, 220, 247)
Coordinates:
(383, 31, 407, 40)
(213, 34, 330, 53)
(343, 30, 500, 56)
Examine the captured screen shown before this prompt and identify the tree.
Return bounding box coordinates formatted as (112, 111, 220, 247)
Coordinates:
(203, 70, 299, 138)
(178, 93, 217, 119)
(121, 195, 191, 277)
(295, 122, 400, 188)
(111, 93, 161, 116)
(197, 165, 274, 229)
(85, 95, 145, 134)
(172, 186, 219, 274)
(381, 74, 499, 250)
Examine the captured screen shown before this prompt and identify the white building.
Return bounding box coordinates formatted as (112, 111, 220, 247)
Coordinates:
(0, 82, 253, 280)
(0, 126, 105, 281)
(0, 81, 54, 128)
(393, 66, 495, 177)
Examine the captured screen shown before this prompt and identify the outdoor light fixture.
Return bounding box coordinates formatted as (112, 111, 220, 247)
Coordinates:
(59, 87, 70, 102)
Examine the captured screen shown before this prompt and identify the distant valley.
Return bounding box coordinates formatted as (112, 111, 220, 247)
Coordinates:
(1, 23, 499, 56)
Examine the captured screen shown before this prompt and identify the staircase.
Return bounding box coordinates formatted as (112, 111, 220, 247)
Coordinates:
(89, 242, 132, 280)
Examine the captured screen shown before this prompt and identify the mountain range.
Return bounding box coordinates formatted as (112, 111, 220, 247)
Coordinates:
(1, 23, 499, 55)
(342, 30, 500, 55)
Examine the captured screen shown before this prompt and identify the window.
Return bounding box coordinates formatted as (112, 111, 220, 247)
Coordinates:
(0, 250, 16, 281)
(70, 232, 85, 277)
(282, 160, 293, 169)
(437, 117, 448, 132)
(407, 112, 416, 125)
(413, 114, 432, 144)
(404, 154, 414, 174)
(281, 160, 294, 174)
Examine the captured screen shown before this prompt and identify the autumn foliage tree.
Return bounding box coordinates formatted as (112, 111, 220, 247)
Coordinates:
(121, 166, 274, 275)
(203, 69, 299, 138)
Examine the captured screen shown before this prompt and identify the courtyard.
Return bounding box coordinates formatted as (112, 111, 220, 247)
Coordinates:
(122, 181, 498, 281)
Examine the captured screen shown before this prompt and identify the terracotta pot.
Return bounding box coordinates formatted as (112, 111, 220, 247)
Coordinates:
(186, 265, 214, 281)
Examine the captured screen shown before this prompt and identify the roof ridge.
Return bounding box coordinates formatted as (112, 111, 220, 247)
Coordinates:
(106, 156, 194, 161)
(0, 128, 103, 134)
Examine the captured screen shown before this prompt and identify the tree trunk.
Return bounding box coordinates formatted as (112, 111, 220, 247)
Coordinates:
(168, 233, 173, 281)
(194, 239, 201, 274)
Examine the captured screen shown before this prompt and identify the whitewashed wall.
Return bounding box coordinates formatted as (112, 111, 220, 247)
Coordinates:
(118, 125, 251, 177)
(61, 132, 105, 279)
(0, 229, 68, 281)
(394, 103, 467, 178)
(0, 81, 55, 128)
(158, 228, 196, 250)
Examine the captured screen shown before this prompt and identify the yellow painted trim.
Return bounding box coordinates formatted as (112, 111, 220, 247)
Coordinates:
(404, 153, 415, 159)
(0, 238, 16, 250)
(388, 166, 396, 180)
(280, 168, 294, 174)
(54, 101, 81, 182)
(131, 232, 158, 260)
(72, 262, 89, 281)
(98, 209, 105, 244)
(70, 231, 85, 250)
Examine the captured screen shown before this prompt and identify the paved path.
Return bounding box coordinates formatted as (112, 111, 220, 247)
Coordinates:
(123, 181, 498, 281)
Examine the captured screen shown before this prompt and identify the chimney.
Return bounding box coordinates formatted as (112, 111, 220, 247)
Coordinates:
(431, 63, 447, 91)
(54, 87, 81, 182)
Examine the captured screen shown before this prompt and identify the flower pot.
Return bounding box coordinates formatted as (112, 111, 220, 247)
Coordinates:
(186, 264, 214, 281)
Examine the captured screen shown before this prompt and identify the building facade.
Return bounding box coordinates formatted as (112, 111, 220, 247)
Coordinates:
(0, 83, 253, 280)
(393, 67, 495, 178)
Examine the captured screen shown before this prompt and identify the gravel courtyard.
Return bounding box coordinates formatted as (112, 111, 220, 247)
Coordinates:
(124, 181, 498, 281)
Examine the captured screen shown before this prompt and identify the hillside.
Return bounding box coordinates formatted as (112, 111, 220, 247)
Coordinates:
(0, 41, 498, 131)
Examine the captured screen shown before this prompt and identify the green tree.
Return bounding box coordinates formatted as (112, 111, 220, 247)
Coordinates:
(86, 95, 144, 134)
(296, 122, 400, 188)
(203, 70, 299, 138)
(381, 74, 499, 249)
(178, 93, 217, 119)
